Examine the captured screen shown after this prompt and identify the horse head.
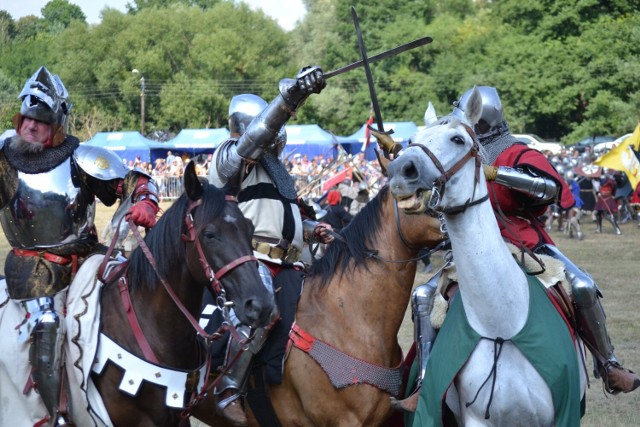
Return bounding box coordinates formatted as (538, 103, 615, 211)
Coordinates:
(387, 87, 485, 215)
(160, 162, 276, 329)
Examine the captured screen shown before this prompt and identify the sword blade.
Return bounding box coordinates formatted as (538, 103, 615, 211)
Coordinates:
(325, 36, 433, 79)
(351, 6, 385, 133)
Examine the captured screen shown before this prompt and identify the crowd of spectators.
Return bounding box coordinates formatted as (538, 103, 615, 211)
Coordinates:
(125, 147, 386, 203)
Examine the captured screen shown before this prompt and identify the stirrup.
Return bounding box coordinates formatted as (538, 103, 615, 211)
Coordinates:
(600, 361, 640, 395)
(215, 390, 248, 426)
(51, 413, 75, 427)
(390, 386, 421, 413)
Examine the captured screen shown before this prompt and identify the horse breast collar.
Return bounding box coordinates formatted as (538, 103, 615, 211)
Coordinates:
(92, 333, 209, 409)
(288, 323, 405, 396)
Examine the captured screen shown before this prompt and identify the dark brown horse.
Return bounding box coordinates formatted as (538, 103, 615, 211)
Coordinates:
(90, 162, 276, 426)
(193, 185, 444, 426)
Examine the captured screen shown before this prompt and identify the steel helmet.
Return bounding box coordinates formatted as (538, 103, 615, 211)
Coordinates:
(228, 93, 287, 156)
(228, 94, 268, 136)
(451, 86, 507, 142)
(18, 66, 71, 132)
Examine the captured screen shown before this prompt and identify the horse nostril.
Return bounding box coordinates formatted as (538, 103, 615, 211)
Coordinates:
(401, 160, 419, 180)
(243, 298, 262, 324)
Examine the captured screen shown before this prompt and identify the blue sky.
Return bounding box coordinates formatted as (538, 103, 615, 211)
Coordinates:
(0, 0, 306, 31)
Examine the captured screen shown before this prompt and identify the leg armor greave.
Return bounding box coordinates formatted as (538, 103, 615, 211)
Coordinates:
(607, 213, 622, 235)
(411, 278, 439, 386)
(535, 244, 616, 363)
(215, 261, 274, 401)
(215, 324, 269, 399)
(595, 212, 603, 233)
(24, 297, 64, 419)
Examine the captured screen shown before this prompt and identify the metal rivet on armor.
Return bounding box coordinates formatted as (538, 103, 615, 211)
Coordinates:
(129, 379, 134, 385)
(155, 372, 161, 378)
(95, 156, 110, 170)
(172, 393, 178, 399)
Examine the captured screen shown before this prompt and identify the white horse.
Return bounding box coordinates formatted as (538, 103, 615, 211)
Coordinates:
(386, 88, 586, 426)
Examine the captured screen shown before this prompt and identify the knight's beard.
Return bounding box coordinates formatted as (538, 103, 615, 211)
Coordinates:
(11, 135, 46, 154)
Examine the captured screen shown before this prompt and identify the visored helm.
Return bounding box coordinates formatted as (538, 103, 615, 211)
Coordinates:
(228, 94, 268, 136)
(229, 93, 287, 156)
(18, 66, 71, 133)
(451, 86, 507, 143)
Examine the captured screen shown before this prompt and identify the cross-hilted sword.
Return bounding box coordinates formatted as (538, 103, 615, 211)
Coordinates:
(324, 36, 433, 79)
(351, 6, 387, 139)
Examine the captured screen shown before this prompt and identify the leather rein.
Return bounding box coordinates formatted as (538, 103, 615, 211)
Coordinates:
(99, 195, 256, 364)
(363, 198, 449, 264)
(411, 124, 489, 215)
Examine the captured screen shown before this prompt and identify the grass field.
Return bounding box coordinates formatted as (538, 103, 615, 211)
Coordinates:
(3, 202, 638, 425)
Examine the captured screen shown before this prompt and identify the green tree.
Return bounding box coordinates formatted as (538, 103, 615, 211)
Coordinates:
(0, 10, 16, 44)
(41, 0, 86, 32)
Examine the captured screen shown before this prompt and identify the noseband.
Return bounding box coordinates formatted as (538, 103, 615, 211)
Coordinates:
(182, 195, 257, 298)
(411, 124, 489, 215)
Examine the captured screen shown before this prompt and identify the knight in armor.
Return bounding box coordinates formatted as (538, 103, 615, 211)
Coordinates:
(443, 85, 639, 394)
(0, 66, 160, 426)
(207, 66, 334, 426)
(563, 170, 585, 240)
(594, 174, 622, 234)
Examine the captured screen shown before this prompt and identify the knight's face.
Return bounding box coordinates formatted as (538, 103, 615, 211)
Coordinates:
(19, 117, 51, 145)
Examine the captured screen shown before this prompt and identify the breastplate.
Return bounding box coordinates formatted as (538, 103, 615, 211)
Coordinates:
(0, 159, 95, 249)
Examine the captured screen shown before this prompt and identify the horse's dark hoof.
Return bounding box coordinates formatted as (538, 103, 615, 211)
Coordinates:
(390, 390, 419, 413)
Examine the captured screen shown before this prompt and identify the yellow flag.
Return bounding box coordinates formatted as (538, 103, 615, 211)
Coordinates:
(594, 124, 640, 189)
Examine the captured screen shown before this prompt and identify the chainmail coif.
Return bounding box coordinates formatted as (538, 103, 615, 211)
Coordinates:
(480, 130, 521, 165)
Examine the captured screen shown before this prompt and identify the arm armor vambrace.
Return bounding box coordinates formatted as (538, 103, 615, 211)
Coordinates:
(235, 78, 305, 161)
(111, 172, 159, 230)
(302, 219, 319, 242)
(215, 141, 245, 186)
(494, 166, 559, 203)
(123, 171, 159, 204)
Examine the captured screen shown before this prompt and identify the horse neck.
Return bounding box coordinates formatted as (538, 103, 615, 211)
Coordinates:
(303, 228, 416, 362)
(444, 191, 529, 338)
(132, 270, 203, 365)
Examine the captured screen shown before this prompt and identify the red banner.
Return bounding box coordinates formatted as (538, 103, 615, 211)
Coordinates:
(322, 168, 353, 192)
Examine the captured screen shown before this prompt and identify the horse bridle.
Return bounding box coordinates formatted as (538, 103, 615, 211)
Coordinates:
(363, 198, 449, 264)
(411, 124, 489, 215)
(181, 196, 257, 300)
(122, 195, 258, 357)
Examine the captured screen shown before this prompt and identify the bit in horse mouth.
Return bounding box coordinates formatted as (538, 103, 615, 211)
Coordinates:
(396, 189, 431, 214)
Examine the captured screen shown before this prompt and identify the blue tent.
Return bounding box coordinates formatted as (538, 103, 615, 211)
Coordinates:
(83, 131, 154, 164)
(153, 128, 230, 163)
(338, 122, 418, 160)
(282, 124, 339, 159)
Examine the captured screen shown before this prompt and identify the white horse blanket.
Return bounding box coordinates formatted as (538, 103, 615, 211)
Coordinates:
(0, 254, 114, 427)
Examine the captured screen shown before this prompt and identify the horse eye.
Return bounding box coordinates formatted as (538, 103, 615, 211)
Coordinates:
(452, 135, 465, 145)
(203, 230, 218, 241)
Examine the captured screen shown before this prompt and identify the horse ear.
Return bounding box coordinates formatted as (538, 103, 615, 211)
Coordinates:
(184, 161, 204, 201)
(424, 101, 438, 126)
(464, 86, 483, 126)
(375, 149, 390, 176)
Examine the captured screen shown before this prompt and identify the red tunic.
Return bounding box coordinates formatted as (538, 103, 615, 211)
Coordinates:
(489, 144, 575, 250)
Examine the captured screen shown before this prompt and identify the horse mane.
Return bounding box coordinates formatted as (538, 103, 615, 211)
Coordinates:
(126, 181, 227, 291)
(309, 185, 389, 287)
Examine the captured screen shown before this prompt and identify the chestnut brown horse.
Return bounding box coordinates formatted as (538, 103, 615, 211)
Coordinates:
(193, 185, 445, 426)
